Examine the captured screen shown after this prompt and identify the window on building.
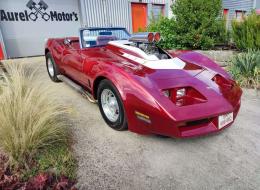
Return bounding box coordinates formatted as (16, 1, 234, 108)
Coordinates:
(223, 9, 229, 28)
(151, 4, 164, 21)
(223, 9, 229, 18)
(235, 10, 246, 21)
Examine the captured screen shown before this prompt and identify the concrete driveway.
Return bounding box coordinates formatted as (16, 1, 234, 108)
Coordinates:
(3, 57, 260, 190)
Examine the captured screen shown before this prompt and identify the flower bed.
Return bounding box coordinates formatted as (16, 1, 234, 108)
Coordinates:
(0, 63, 77, 190)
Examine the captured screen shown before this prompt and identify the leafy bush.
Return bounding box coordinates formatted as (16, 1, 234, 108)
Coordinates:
(232, 12, 260, 50)
(0, 64, 69, 168)
(147, 0, 227, 49)
(229, 50, 260, 89)
(172, 0, 227, 49)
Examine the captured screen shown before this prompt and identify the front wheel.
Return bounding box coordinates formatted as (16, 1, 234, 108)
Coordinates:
(97, 80, 128, 131)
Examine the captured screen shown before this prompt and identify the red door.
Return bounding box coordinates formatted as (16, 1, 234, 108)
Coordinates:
(62, 46, 84, 83)
(131, 3, 147, 33)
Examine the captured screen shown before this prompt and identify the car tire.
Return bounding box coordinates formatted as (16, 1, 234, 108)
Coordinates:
(46, 52, 61, 82)
(97, 79, 128, 131)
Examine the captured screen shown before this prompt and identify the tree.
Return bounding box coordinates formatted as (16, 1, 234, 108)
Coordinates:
(171, 0, 226, 49)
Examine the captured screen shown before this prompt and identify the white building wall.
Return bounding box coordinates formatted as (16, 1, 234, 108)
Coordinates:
(0, 0, 81, 58)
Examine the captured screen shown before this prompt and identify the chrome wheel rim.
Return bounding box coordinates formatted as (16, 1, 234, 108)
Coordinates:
(101, 89, 119, 122)
(47, 58, 54, 77)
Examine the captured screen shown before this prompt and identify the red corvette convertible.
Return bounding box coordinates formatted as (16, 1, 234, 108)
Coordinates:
(45, 27, 242, 138)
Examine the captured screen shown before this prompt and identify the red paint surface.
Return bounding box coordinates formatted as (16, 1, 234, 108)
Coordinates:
(0, 43, 4, 60)
(45, 37, 242, 138)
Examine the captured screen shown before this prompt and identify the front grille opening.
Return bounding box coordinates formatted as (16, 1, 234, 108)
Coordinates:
(186, 118, 212, 127)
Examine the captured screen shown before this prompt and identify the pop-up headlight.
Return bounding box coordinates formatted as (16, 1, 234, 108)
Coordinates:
(162, 87, 206, 106)
(176, 88, 186, 98)
(212, 74, 233, 90)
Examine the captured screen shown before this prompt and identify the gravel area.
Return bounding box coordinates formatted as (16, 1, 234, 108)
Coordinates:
(2, 57, 260, 190)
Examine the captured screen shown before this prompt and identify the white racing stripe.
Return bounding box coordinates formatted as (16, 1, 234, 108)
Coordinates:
(122, 53, 186, 70)
(109, 41, 186, 70)
(109, 40, 156, 60)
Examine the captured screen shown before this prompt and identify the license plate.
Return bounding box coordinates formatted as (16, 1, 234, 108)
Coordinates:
(218, 112, 233, 129)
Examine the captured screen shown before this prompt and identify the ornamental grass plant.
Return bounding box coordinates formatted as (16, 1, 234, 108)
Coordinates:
(0, 63, 69, 169)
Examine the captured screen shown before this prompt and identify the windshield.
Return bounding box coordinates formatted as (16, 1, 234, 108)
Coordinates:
(80, 28, 130, 48)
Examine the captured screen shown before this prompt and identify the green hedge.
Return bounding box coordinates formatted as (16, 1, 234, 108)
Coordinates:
(232, 12, 260, 50)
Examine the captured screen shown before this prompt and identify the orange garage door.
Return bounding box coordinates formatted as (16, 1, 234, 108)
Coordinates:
(131, 3, 147, 33)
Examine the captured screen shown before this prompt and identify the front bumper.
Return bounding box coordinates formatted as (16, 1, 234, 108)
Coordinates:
(151, 91, 241, 138)
(177, 100, 241, 138)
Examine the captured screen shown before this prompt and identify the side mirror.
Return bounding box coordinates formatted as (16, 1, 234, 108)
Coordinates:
(64, 38, 71, 45)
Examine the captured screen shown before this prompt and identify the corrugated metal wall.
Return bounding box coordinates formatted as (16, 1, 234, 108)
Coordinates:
(223, 0, 254, 21)
(256, 0, 260, 8)
(79, 0, 168, 33)
(222, 0, 255, 29)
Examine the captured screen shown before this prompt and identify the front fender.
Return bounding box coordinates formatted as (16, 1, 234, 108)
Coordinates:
(93, 66, 163, 135)
(168, 50, 231, 79)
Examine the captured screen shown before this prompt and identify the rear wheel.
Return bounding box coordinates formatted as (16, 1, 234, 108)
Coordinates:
(46, 52, 60, 82)
(97, 80, 128, 131)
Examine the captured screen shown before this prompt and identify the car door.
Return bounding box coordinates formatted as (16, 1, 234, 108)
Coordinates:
(62, 42, 84, 83)
(79, 47, 105, 89)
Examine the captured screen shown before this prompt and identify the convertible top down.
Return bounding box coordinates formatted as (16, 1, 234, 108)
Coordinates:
(45, 27, 242, 138)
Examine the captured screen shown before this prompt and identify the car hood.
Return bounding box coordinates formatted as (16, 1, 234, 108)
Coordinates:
(107, 46, 235, 96)
(125, 50, 231, 91)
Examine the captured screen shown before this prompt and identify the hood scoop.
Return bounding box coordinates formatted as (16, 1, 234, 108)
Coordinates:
(108, 41, 199, 70)
(147, 61, 205, 80)
(122, 53, 187, 70)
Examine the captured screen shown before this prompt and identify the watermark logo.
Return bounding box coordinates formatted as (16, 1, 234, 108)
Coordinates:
(0, 0, 78, 22)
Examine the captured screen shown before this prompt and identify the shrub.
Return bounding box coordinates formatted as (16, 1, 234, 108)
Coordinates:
(0, 64, 69, 168)
(229, 50, 260, 89)
(147, 0, 227, 49)
(232, 12, 260, 50)
(171, 0, 227, 50)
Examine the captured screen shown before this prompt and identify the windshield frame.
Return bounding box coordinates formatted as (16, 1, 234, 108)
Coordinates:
(79, 27, 130, 49)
